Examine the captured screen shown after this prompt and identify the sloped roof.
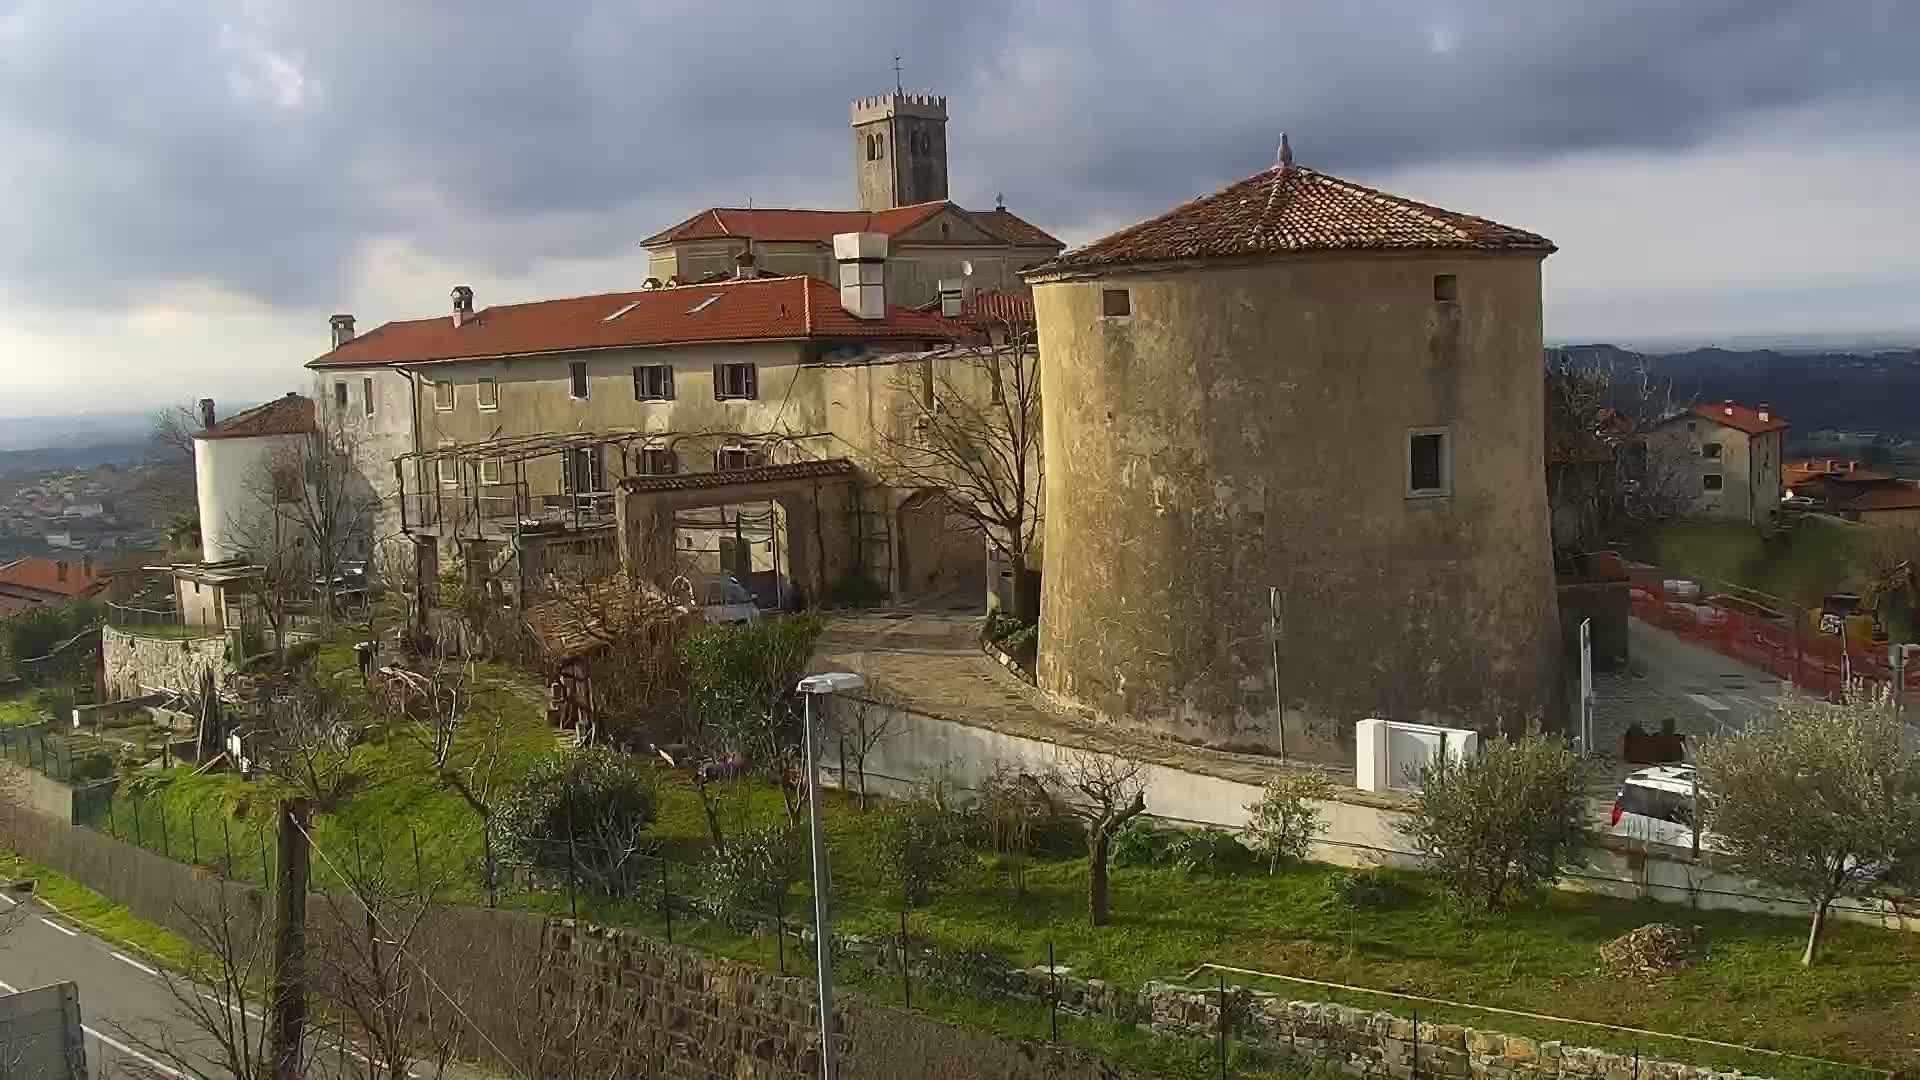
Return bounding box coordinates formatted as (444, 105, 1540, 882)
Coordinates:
(194, 394, 317, 440)
(307, 277, 970, 370)
(524, 573, 693, 661)
(643, 201, 1062, 248)
(1682, 401, 1790, 436)
(1839, 483, 1920, 512)
(617, 458, 854, 494)
(1032, 162, 1554, 274)
(916, 288, 1036, 328)
(0, 556, 110, 598)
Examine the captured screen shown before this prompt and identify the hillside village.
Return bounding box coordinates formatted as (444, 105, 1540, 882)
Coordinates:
(6, 88, 1920, 1080)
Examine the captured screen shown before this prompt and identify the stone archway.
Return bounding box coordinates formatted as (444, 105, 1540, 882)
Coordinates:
(895, 489, 987, 608)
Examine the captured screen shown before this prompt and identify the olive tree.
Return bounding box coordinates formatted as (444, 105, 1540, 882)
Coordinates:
(1398, 736, 1588, 910)
(1028, 751, 1148, 926)
(1697, 690, 1920, 965)
(1243, 770, 1334, 874)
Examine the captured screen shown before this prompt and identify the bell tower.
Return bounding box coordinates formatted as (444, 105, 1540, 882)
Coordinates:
(851, 91, 948, 211)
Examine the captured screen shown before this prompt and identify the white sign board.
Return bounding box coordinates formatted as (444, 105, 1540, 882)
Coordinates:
(1355, 718, 1479, 792)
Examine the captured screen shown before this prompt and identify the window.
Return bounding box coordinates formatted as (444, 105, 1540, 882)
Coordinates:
(1407, 428, 1451, 497)
(437, 457, 457, 488)
(362, 377, 374, 417)
(1433, 274, 1458, 303)
(1101, 289, 1131, 317)
(713, 363, 758, 400)
(1703, 473, 1724, 492)
(1686, 421, 1697, 433)
(640, 447, 677, 475)
(569, 361, 589, 400)
(477, 377, 498, 411)
(480, 458, 501, 485)
(718, 445, 759, 471)
(633, 364, 674, 401)
(433, 381, 454, 411)
(1701, 442, 1722, 459)
(867, 132, 885, 160)
(333, 381, 348, 410)
(563, 447, 605, 493)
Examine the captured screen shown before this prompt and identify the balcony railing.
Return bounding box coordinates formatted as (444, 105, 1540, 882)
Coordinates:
(400, 487, 618, 537)
(104, 602, 224, 639)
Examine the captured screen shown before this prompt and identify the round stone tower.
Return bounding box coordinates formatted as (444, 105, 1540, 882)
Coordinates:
(1025, 150, 1562, 753)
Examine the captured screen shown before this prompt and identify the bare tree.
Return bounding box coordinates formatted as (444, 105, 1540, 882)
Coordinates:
(871, 318, 1042, 620)
(1544, 347, 1691, 557)
(1028, 751, 1148, 926)
(831, 676, 900, 811)
(1698, 688, 1920, 965)
(235, 409, 380, 628)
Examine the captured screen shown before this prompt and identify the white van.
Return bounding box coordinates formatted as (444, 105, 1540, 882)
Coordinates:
(699, 576, 760, 626)
(1609, 764, 1714, 852)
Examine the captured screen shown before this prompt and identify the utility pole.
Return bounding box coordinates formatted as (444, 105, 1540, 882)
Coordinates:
(269, 798, 312, 1080)
(1269, 586, 1286, 760)
(796, 673, 865, 1080)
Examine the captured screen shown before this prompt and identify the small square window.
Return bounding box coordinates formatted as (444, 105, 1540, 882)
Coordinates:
(1101, 289, 1131, 317)
(1407, 428, 1451, 497)
(640, 448, 677, 475)
(477, 377, 498, 410)
(480, 458, 501, 484)
(569, 361, 590, 400)
(333, 381, 348, 410)
(634, 364, 674, 401)
(714, 363, 757, 401)
(437, 458, 458, 488)
(1703, 473, 1724, 492)
(1702, 442, 1722, 459)
(433, 381, 454, 411)
(1433, 274, 1458, 303)
(718, 446, 758, 471)
(361, 377, 374, 417)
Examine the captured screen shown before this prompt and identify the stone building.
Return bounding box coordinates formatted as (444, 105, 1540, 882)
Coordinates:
(307, 260, 992, 608)
(642, 93, 1062, 307)
(1644, 401, 1787, 528)
(1025, 144, 1562, 750)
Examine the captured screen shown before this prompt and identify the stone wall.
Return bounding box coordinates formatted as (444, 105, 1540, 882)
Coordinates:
(101, 626, 229, 701)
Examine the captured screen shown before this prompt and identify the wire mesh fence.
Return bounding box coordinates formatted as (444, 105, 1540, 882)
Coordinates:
(0, 721, 117, 785)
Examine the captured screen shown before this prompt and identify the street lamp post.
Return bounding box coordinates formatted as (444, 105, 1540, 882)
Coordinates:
(795, 671, 865, 1080)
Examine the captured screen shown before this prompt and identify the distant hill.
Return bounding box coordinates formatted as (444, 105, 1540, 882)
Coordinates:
(0, 441, 158, 476)
(0, 410, 158, 452)
(1551, 344, 1920, 443)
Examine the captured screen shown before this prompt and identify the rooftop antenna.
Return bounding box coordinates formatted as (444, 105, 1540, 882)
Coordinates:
(995, 191, 1005, 209)
(894, 54, 903, 94)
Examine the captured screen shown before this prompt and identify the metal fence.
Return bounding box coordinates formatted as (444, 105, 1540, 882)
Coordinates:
(0, 722, 115, 785)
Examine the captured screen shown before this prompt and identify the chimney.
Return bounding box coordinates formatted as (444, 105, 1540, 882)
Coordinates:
(1758, 402, 1771, 422)
(733, 250, 758, 280)
(198, 398, 217, 430)
(451, 285, 475, 328)
(1723, 399, 1734, 417)
(329, 313, 356, 348)
(81, 554, 92, 577)
(832, 232, 888, 320)
(937, 277, 967, 319)
(55, 560, 68, 583)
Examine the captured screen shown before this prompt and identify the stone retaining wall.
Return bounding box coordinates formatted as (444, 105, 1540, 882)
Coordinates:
(101, 626, 229, 700)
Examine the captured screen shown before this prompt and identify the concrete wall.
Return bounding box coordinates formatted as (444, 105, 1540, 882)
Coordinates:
(1032, 253, 1561, 751)
(0, 759, 82, 823)
(0, 981, 85, 1080)
(1651, 421, 1783, 529)
(314, 366, 415, 549)
(193, 431, 306, 562)
(101, 626, 228, 700)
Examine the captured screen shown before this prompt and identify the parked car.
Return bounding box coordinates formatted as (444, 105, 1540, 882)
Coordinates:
(1782, 494, 1817, 510)
(699, 576, 760, 626)
(1609, 764, 1715, 852)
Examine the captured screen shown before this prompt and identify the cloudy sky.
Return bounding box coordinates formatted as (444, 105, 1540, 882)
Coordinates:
(3, 1, 1918, 418)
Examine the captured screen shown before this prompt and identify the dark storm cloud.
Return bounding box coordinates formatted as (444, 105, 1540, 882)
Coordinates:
(1, 0, 1915, 311)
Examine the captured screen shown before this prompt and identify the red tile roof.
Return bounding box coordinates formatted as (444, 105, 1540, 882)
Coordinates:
(642, 201, 1062, 248)
(194, 394, 317, 440)
(617, 458, 854, 493)
(1839, 483, 1920, 512)
(916, 288, 1036, 328)
(307, 277, 972, 370)
(1032, 163, 1554, 274)
(1684, 401, 1789, 436)
(0, 556, 110, 598)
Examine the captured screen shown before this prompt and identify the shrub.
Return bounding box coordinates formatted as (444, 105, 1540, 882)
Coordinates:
(1397, 736, 1587, 910)
(1165, 828, 1254, 877)
(697, 825, 801, 923)
(493, 748, 658, 888)
(878, 784, 972, 908)
(1324, 866, 1414, 912)
(970, 761, 1077, 892)
(983, 613, 1037, 657)
(1111, 820, 1175, 868)
(1243, 771, 1334, 874)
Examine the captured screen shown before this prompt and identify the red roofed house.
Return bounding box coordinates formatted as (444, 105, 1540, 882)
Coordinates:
(1646, 400, 1789, 528)
(641, 93, 1062, 305)
(0, 555, 110, 617)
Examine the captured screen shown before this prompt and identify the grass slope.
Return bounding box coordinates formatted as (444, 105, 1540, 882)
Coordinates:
(1640, 517, 1875, 610)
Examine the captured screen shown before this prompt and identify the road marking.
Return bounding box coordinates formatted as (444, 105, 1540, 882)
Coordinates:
(0, 892, 16, 906)
(0, 978, 184, 1078)
(196, 993, 417, 1077)
(1684, 693, 1730, 712)
(112, 951, 160, 977)
(199, 990, 264, 1022)
(38, 916, 77, 937)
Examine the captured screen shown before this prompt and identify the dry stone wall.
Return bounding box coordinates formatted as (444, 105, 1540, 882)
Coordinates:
(101, 626, 229, 700)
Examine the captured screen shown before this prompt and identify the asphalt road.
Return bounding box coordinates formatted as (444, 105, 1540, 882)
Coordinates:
(0, 889, 221, 1078)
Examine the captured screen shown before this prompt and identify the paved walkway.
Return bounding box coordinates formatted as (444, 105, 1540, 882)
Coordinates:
(1592, 618, 1786, 750)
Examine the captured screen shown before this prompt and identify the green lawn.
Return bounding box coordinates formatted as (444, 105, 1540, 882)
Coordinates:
(0, 692, 48, 726)
(1637, 516, 1876, 610)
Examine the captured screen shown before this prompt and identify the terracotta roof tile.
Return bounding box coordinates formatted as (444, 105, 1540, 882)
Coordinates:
(1032, 163, 1554, 274)
(642, 201, 1061, 248)
(1839, 483, 1920, 512)
(1681, 401, 1789, 436)
(0, 556, 110, 598)
(617, 458, 854, 494)
(194, 394, 317, 440)
(916, 288, 1035, 328)
(308, 277, 969, 370)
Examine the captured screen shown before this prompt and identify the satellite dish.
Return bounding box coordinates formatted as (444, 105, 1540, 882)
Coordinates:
(961, 260, 974, 277)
